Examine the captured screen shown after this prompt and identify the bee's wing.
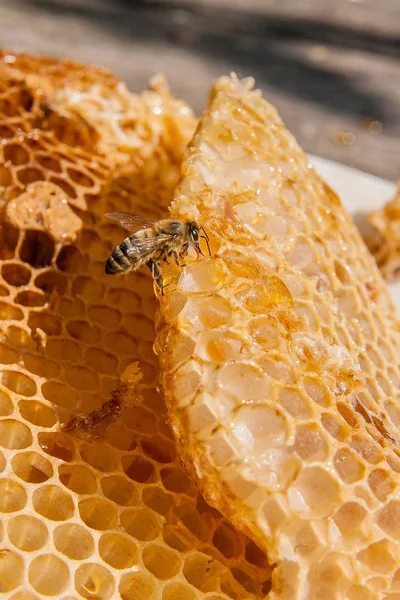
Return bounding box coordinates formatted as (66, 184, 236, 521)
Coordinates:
(105, 213, 157, 233)
(128, 233, 175, 254)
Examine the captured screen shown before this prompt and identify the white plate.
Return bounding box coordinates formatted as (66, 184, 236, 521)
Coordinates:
(309, 155, 400, 312)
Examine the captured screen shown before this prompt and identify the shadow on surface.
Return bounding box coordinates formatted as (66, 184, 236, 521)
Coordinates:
(14, 0, 400, 124)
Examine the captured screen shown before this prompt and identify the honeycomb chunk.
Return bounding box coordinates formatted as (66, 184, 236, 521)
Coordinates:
(0, 53, 271, 599)
(367, 183, 400, 281)
(156, 74, 400, 598)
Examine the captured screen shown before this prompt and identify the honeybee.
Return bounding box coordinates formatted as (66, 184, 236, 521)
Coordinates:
(104, 213, 210, 291)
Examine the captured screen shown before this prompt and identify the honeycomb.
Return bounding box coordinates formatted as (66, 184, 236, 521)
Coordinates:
(0, 53, 272, 599)
(156, 75, 400, 599)
(366, 183, 400, 281)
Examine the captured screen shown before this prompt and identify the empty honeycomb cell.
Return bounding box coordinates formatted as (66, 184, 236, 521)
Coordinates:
(63, 364, 99, 390)
(141, 437, 176, 464)
(11, 451, 53, 483)
(0, 549, 24, 592)
(19, 230, 55, 268)
(35, 270, 68, 295)
(15, 290, 46, 307)
(122, 454, 156, 483)
(72, 276, 105, 302)
(104, 331, 137, 355)
(304, 377, 331, 408)
(101, 474, 139, 506)
(334, 448, 365, 484)
(74, 563, 115, 600)
(105, 424, 137, 451)
(1, 370, 37, 397)
(163, 582, 198, 600)
(38, 431, 75, 462)
(80, 443, 118, 473)
(29, 554, 70, 596)
(0, 478, 27, 512)
(45, 338, 82, 362)
(232, 405, 288, 453)
(67, 167, 94, 188)
(183, 553, 221, 592)
(119, 571, 157, 600)
(18, 399, 56, 428)
(16, 166, 43, 185)
(0, 283, 9, 295)
(161, 467, 196, 495)
(50, 176, 77, 199)
(66, 320, 101, 345)
(0, 418, 33, 449)
(212, 522, 242, 560)
(58, 296, 86, 319)
(106, 288, 140, 312)
(33, 485, 75, 521)
(28, 311, 62, 336)
(84, 348, 118, 375)
(163, 526, 193, 553)
(54, 523, 95, 560)
(99, 532, 139, 569)
(0, 301, 24, 320)
(78, 497, 117, 531)
(79, 391, 104, 413)
(0, 389, 13, 415)
(0, 450, 5, 472)
(0, 342, 19, 364)
(8, 514, 48, 551)
(293, 424, 329, 462)
(0, 222, 19, 260)
(56, 245, 86, 272)
(58, 464, 97, 494)
(9, 592, 40, 600)
(351, 434, 384, 464)
(5, 325, 36, 351)
(1, 262, 31, 286)
(288, 466, 341, 518)
(368, 469, 396, 502)
(0, 164, 12, 186)
(321, 412, 349, 442)
(142, 486, 175, 516)
(120, 507, 162, 541)
(88, 305, 121, 329)
(333, 502, 367, 536)
(23, 353, 60, 379)
(35, 153, 63, 173)
(41, 380, 79, 410)
(143, 543, 181, 580)
(378, 501, 400, 540)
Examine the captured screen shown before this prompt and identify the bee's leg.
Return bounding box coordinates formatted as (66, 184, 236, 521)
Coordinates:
(169, 249, 180, 266)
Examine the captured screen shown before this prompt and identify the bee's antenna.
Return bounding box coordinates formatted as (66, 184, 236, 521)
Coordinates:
(200, 227, 211, 257)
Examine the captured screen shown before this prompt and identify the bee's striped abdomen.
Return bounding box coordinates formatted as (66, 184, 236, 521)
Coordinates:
(105, 236, 141, 274)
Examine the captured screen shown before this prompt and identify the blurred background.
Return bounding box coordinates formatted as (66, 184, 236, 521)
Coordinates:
(0, 0, 399, 180)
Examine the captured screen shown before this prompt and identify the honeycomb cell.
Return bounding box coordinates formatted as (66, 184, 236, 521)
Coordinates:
(15, 290, 46, 307)
(163, 583, 198, 600)
(9, 592, 40, 600)
(58, 464, 97, 494)
(35, 270, 68, 295)
(143, 543, 181, 579)
(1, 262, 31, 286)
(233, 404, 288, 453)
(293, 424, 328, 462)
(5, 325, 35, 351)
(0, 478, 27, 512)
(122, 455, 156, 483)
(106, 423, 137, 451)
(141, 437, 176, 464)
(38, 431, 76, 462)
(42, 379, 79, 410)
(101, 475, 139, 506)
(368, 469, 396, 502)
(11, 451, 53, 483)
(84, 348, 118, 375)
(0, 450, 5, 472)
(0, 419, 33, 449)
(183, 553, 220, 592)
(357, 539, 397, 574)
(107, 288, 140, 312)
(120, 507, 162, 541)
(33, 485, 74, 521)
(0, 342, 19, 364)
(8, 515, 48, 551)
(54, 523, 95, 560)
(75, 563, 115, 600)
(63, 364, 99, 390)
(88, 305, 121, 328)
(99, 532, 138, 569)
(23, 353, 59, 379)
(78, 497, 117, 530)
(213, 522, 241, 559)
(161, 467, 195, 494)
(66, 319, 101, 344)
(28, 311, 62, 336)
(142, 486, 175, 516)
(1, 371, 36, 397)
(378, 501, 400, 540)
(0, 389, 13, 416)
(104, 331, 137, 355)
(80, 443, 119, 473)
(288, 466, 341, 518)
(0, 549, 24, 592)
(334, 448, 365, 484)
(29, 554, 69, 596)
(45, 338, 82, 362)
(333, 502, 367, 536)
(20, 230, 55, 268)
(119, 571, 157, 600)
(18, 399, 56, 428)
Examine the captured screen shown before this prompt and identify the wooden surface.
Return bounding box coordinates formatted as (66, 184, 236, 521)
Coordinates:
(0, 0, 399, 181)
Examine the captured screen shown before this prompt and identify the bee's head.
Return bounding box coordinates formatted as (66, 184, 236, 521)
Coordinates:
(188, 222, 211, 257)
